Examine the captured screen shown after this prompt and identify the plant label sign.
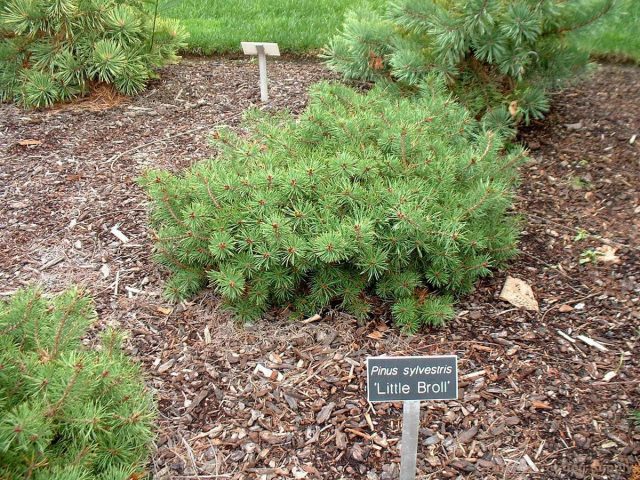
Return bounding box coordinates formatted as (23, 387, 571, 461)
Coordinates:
(240, 42, 280, 102)
(366, 355, 458, 480)
(366, 355, 458, 402)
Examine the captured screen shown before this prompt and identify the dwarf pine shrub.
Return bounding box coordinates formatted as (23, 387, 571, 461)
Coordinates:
(324, 0, 615, 125)
(142, 80, 525, 332)
(0, 287, 156, 479)
(0, 0, 188, 108)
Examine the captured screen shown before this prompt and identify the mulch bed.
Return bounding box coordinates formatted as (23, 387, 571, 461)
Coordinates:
(0, 59, 638, 479)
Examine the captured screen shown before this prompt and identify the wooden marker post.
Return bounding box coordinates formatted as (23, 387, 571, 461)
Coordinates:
(367, 355, 458, 479)
(240, 42, 280, 102)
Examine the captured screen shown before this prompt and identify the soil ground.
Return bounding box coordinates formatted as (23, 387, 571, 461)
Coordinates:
(1, 59, 639, 479)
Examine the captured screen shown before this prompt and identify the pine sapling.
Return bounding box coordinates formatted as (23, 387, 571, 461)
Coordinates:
(0, 0, 188, 108)
(0, 287, 156, 479)
(324, 0, 616, 128)
(143, 80, 525, 333)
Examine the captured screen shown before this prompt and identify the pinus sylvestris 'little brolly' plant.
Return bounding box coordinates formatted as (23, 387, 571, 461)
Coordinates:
(0, 0, 188, 108)
(0, 287, 156, 479)
(142, 80, 525, 332)
(324, 0, 615, 126)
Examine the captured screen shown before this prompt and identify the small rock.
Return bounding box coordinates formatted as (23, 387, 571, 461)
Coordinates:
(596, 245, 620, 264)
(292, 466, 308, 479)
(499, 276, 539, 312)
(243, 442, 258, 454)
(100, 264, 110, 278)
(565, 121, 583, 130)
(574, 433, 587, 447)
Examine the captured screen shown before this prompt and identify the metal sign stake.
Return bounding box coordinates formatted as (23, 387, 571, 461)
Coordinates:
(400, 400, 420, 480)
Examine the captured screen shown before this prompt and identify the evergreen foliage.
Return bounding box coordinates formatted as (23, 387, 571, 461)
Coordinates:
(0, 287, 156, 479)
(143, 81, 524, 332)
(324, 0, 615, 125)
(0, 0, 188, 108)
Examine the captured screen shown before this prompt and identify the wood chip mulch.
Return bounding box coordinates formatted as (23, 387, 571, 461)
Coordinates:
(0, 59, 638, 479)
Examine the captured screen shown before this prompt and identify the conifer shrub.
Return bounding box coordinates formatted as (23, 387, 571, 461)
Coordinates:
(324, 0, 615, 125)
(0, 0, 188, 108)
(0, 287, 156, 479)
(142, 80, 525, 332)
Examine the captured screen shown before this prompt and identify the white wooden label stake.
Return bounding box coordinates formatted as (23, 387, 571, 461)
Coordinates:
(256, 45, 268, 102)
(241, 42, 280, 102)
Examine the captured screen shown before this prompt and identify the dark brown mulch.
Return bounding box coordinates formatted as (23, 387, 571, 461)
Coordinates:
(0, 60, 638, 480)
(0, 58, 335, 295)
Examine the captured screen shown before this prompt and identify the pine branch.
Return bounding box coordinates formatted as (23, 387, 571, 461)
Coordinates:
(46, 359, 84, 417)
(325, 0, 612, 124)
(50, 291, 82, 360)
(553, 0, 615, 34)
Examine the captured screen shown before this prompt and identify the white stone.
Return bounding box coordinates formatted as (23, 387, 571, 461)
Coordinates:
(498, 276, 539, 312)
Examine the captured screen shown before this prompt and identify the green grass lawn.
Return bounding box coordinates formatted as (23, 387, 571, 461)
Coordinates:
(159, 0, 384, 54)
(162, 0, 639, 61)
(572, 0, 640, 62)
